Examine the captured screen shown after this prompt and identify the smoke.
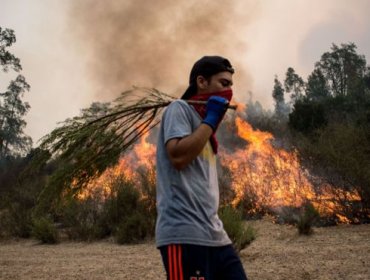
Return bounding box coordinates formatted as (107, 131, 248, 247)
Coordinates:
(67, 0, 258, 102)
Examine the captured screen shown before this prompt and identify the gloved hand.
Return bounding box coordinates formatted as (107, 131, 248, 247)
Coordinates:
(202, 96, 229, 131)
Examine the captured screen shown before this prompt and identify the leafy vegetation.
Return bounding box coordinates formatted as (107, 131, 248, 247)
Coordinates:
(35, 88, 174, 214)
(219, 206, 256, 252)
(296, 202, 320, 235)
(0, 149, 51, 238)
(31, 216, 59, 244)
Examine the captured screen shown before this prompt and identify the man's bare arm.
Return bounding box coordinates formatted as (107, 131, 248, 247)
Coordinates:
(166, 124, 213, 170)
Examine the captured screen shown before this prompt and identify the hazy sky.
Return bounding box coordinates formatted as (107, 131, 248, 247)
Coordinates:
(1, 0, 370, 144)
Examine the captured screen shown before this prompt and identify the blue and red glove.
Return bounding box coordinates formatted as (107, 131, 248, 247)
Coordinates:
(202, 96, 229, 131)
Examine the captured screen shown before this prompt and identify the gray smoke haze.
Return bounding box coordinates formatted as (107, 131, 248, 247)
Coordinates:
(68, 0, 259, 102)
(5, 0, 369, 143)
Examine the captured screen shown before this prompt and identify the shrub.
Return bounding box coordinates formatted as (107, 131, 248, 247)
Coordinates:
(137, 165, 157, 221)
(55, 173, 157, 242)
(31, 216, 59, 244)
(315, 123, 370, 211)
(218, 165, 235, 208)
(0, 202, 33, 238)
(0, 209, 14, 239)
(292, 121, 370, 220)
(289, 100, 327, 134)
(100, 176, 141, 234)
(0, 151, 50, 238)
(234, 191, 264, 219)
(115, 212, 152, 244)
(109, 174, 156, 244)
(61, 198, 104, 241)
(219, 206, 256, 252)
(296, 202, 320, 235)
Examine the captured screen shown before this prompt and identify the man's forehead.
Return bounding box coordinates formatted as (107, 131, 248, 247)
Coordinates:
(214, 71, 233, 80)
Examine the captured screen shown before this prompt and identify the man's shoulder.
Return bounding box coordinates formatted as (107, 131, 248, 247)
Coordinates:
(165, 99, 194, 115)
(168, 99, 190, 108)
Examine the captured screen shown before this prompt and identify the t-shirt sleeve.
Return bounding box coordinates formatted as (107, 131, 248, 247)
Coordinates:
(162, 100, 193, 144)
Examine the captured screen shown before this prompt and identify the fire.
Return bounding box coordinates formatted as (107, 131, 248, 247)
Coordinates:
(220, 117, 361, 221)
(77, 132, 156, 200)
(78, 115, 361, 223)
(221, 117, 316, 211)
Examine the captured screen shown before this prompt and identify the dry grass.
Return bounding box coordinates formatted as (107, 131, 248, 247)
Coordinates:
(1, 218, 369, 279)
(243, 217, 370, 279)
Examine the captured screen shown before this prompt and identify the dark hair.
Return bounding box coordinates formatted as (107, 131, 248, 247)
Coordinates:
(181, 56, 234, 99)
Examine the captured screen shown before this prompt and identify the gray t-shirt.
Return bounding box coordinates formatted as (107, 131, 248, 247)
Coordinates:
(155, 100, 231, 247)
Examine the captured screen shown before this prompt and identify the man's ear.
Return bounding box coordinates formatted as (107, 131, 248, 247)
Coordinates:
(196, 75, 208, 90)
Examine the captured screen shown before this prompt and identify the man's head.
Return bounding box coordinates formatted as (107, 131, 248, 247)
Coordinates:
(181, 56, 234, 99)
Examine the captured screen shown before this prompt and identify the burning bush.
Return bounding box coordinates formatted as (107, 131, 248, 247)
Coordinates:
(58, 171, 156, 243)
(219, 116, 365, 224)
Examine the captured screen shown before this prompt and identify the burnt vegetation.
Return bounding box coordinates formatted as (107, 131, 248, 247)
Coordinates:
(0, 28, 369, 244)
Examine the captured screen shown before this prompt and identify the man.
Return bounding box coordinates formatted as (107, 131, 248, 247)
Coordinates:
(156, 56, 248, 280)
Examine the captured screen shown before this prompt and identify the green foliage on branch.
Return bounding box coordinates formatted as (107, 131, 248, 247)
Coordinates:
(34, 88, 174, 213)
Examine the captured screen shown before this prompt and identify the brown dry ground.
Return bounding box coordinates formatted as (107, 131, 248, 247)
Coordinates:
(0, 218, 369, 280)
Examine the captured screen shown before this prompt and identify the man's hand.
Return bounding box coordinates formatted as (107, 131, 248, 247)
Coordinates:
(202, 96, 229, 131)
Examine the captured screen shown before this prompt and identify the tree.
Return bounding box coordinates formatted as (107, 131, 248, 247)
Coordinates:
(284, 67, 305, 103)
(306, 68, 330, 102)
(272, 76, 288, 120)
(364, 66, 370, 92)
(0, 27, 32, 158)
(287, 42, 370, 216)
(315, 43, 367, 99)
(288, 100, 327, 133)
(289, 43, 370, 132)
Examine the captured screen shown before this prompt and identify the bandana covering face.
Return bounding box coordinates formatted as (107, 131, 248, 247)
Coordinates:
(188, 89, 233, 154)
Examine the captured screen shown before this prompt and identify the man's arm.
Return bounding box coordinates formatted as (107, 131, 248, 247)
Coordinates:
(166, 96, 229, 170)
(166, 123, 213, 170)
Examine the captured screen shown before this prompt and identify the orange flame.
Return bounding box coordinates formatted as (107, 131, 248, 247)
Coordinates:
(77, 132, 155, 200)
(220, 117, 361, 221)
(78, 115, 361, 223)
(221, 117, 315, 210)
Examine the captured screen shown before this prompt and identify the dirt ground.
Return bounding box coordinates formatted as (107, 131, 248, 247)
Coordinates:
(0, 218, 369, 280)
